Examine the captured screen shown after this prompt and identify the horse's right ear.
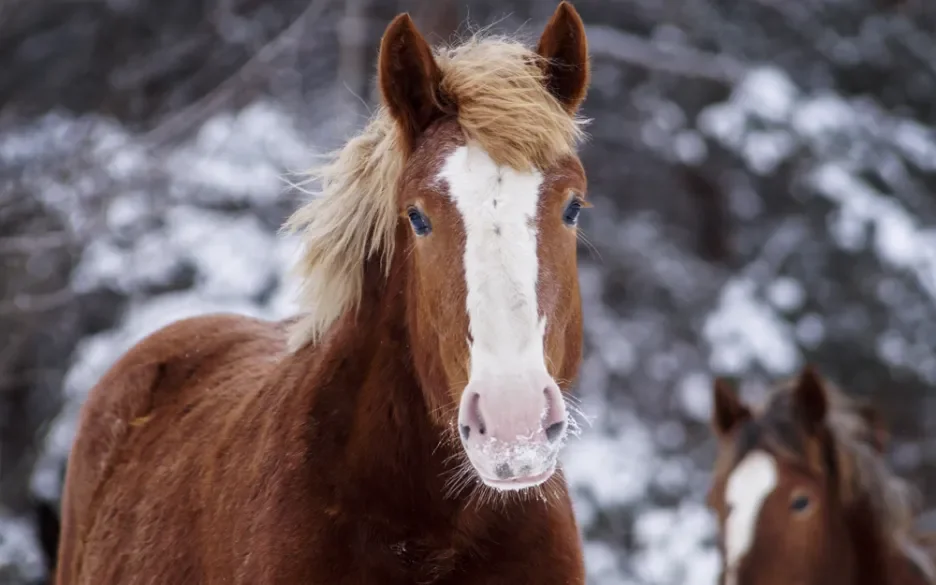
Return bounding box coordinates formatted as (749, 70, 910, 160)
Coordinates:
(378, 14, 446, 152)
(712, 378, 751, 437)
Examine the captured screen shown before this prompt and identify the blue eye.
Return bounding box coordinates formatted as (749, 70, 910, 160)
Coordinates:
(563, 197, 583, 226)
(407, 207, 431, 236)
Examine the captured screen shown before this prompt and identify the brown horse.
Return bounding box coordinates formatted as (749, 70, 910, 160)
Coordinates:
(707, 365, 936, 585)
(54, 3, 593, 584)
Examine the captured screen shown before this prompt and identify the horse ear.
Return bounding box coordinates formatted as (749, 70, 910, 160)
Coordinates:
(793, 364, 828, 435)
(712, 378, 751, 437)
(536, 1, 590, 114)
(378, 14, 446, 152)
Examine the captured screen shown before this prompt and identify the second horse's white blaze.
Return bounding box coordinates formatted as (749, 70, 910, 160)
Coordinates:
(724, 450, 778, 585)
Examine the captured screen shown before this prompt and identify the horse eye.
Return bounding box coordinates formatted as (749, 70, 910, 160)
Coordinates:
(790, 494, 811, 512)
(562, 198, 584, 226)
(407, 208, 431, 236)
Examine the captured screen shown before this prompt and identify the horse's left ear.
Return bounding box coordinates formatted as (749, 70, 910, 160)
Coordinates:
(378, 13, 447, 152)
(793, 364, 828, 435)
(536, 1, 590, 114)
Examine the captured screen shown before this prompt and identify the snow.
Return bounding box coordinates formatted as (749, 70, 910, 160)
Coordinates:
(790, 93, 854, 143)
(678, 371, 714, 423)
(892, 119, 936, 171)
(165, 102, 314, 205)
(734, 67, 800, 123)
(809, 163, 936, 302)
(700, 65, 936, 314)
(766, 276, 805, 313)
(563, 418, 656, 511)
(794, 313, 826, 348)
(0, 512, 44, 585)
(697, 102, 748, 151)
(742, 129, 796, 175)
(585, 541, 635, 585)
(631, 503, 720, 585)
(673, 129, 708, 165)
(703, 277, 800, 376)
(694, 63, 936, 397)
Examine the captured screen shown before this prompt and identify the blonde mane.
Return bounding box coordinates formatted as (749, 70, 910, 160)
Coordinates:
(764, 379, 934, 581)
(282, 34, 588, 351)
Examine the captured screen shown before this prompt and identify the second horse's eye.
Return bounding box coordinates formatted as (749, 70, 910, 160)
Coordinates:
(563, 198, 584, 226)
(407, 207, 432, 236)
(790, 494, 811, 513)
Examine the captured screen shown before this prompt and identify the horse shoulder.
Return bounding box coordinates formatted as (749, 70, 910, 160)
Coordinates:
(57, 313, 288, 584)
(78, 312, 286, 452)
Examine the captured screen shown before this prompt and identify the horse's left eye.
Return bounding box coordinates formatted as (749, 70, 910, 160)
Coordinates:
(407, 208, 432, 236)
(562, 198, 584, 226)
(790, 494, 811, 512)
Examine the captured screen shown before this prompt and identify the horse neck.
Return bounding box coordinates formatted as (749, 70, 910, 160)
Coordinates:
(885, 532, 936, 585)
(837, 494, 936, 585)
(843, 496, 906, 585)
(289, 226, 454, 496)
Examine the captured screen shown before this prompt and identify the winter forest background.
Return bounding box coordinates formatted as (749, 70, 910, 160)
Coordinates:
(3, 0, 936, 583)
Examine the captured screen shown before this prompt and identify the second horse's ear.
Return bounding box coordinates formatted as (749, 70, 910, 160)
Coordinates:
(712, 378, 751, 438)
(536, 1, 590, 114)
(793, 365, 829, 436)
(378, 13, 447, 152)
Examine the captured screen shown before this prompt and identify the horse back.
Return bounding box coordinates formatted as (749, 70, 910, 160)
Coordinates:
(55, 313, 290, 585)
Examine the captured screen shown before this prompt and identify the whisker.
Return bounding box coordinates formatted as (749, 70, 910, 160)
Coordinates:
(576, 229, 602, 262)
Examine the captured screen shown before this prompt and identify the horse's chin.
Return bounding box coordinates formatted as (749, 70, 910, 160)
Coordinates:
(476, 465, 556, 492)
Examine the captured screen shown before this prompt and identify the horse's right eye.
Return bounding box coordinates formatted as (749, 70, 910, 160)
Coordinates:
(407, 208, 432, 236)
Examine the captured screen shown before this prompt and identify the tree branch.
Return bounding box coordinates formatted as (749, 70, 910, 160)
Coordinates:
(585, 24, 748, 84)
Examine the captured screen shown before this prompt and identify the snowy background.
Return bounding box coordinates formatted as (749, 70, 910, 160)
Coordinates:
(3, 0, 936, 583)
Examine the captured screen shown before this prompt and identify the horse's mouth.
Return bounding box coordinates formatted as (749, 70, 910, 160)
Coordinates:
(477, 465, 555, 491)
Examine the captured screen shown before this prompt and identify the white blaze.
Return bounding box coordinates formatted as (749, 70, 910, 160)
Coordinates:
(438, 143, 546, 380)
(724, 450, 778, 585)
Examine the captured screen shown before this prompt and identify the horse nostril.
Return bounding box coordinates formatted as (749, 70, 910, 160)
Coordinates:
(545, 420, 566, 443)
(542, 385, 567, 442)
(459, 391, 486, 441)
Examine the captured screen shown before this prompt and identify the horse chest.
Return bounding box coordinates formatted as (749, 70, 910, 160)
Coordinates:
(305, 533, 459, 585)
(388, 539, 458, 583)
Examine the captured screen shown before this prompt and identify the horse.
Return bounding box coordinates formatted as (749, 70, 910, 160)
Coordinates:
(53, 3, 593, 584)
(707, 364, 936, 585)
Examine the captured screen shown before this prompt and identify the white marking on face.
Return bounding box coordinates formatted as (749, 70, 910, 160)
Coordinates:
(724, 450, 778, 585)
(438, 143, 545, 379)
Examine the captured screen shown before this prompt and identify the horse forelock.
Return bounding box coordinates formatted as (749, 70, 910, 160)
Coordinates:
(281, 33, 588, 352)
